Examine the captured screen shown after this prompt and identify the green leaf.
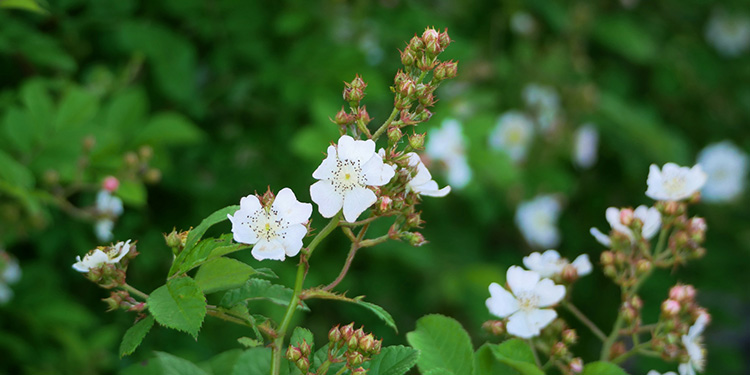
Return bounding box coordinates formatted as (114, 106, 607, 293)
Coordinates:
(491, 339, 544, 375)
(0, 0, 48, 13)
(289, 327, 314, 351)
(185, 205, 239, 253)
(312, 343, 345, 373)
(147, 277, 207, 338)
(154, 351, 210, 375)
(365, 345, 420, 375)
(55, 87, 99, 129)
(119, 316, 155, 357)
(105, 87, 148, 132)
(423, 369, 455, 375)
(237, 337, 262, 348)
(220, 279, 309, 311)
(169, 205, 241, 276)
(135, 112, 204, 146)
(201, 349, 243, 375)
(592, 15, 657, 64)
(406, 314, 474, 375)
(20, 78, 53, 135)
(2, 109, 33, 155)
(117, 179, 147, 207)
(580, 362, 629, 375)
(474, 344, 511, 375)
(194, 257, 257, 294)
(0, 149, 34, 188)
(171, 234, 249, 277)
(230, 347, 290, 375)
(355, 299, 398, 333)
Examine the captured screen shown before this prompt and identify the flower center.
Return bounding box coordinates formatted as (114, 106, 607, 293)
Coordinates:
(332, 159, 364, 192)
(516, 292, 540, 312)
(248, 208, 289, 242)
(507, 127, 524, 145)
(663, 175, 687, 195)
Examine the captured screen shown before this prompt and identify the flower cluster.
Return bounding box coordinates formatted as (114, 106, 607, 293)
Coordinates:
(95, 176, 124, 242)
(696, 141, 749, 202)
(72, 240, 137, 288)
(654, 285, 710, 375)
(287, 323, 382, 374)
(515, 194, 563, 249)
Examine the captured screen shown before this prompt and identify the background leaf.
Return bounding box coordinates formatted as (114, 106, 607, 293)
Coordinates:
(147, 277, 206, 338)
(119, 316, 155, 357)
(194, 257, 257, 294)
(406, 314, 474, 375)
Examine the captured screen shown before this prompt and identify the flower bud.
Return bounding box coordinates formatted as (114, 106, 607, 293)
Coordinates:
(401, 231, 427, 246)
(347, 335, 359, 351)
(340, 323, 355, 340)
(286, 346, 302, 362)
(299, 340, 311, 357)
(378, 196, 393, 213)
(334, 107, 354, 126)
(603, 265, 616, 278)
(102, 176, 120, 192)
(560, 264, 579, 283)
(399, 79, 417, 99)
(354, 327, 365, 340)
(406, 212, 422, 228)
(124, 152, 139, 167)
(408, 134, 426, 151)
(400, 48, 416, 66)
(636, 259, 652, 274)
(295, 357, 310, 373)
(661, 299, 681, 316)
(387, 126, 402, 144)
(359, 334, 375, 353)
(145, 168, 162, 184)
(550, 342, 567, 357)
(570, 357, 584, 374)
(347, 351, 364, 367)
(356, 106, 372, 125)
(139, 145, 154, 160)
(328, 325, 342, 343)
(418, 92, 436, 107)
(600, 251, 615, 266)
(630, 296, 643, 310)
(372, 339, 382, 354)
(610, 341, 626, 359)
(434, 61, 458, 81)
(422, 28, 440, 46)
(562, 329, 578, 345)
(102, 291, 125, 312)
(619, 208, 634, 226)
(416, 54, 435, 71)
(350, 75, 367, 91)
(425, 39, 441, 56)
(438, 29, 451, 49)
(409, 35, 424, 52)
(352, 367, 368, 375)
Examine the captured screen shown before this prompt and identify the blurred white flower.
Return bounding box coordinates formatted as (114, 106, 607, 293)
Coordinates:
(510, 11, 536, 36)
(489, 111, 535, 163)
(648, 371, 677, 375)
(311, 135, 394, 222)
(515, 195, 562, 249)
(646, 163, 707, 201)
(523, 249, 592, 278)
(486, 266, 566, 338)
(679, 313, 709, 375)
(590, 206, 661, 247)
(405, 152, 451, 197)
(426, 118, 472, 189)
(697, 141, 749, 202)
(523, 83, 561, 132)
(95, 190, 124, 242)
(229, 188, 312, 261)
(573, 124, 599, 169)
(706, 10, 750, 57)
(0, 251, 21, 304)
(72, 240, 132, 273)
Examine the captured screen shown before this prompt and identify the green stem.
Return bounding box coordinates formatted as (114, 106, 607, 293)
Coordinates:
(600, 311, 625, 361)
(121, 283, 149, 300)
(371, 107, 399, 141)
(333, 366, 348, 375)
(306, 214, 341, 259)
(611, 341, 652, 364)
(564, 302, 607, 342)
(653, 227, 669, 257)
(322, 242, 360, 292)
(270, 262, 306, 375)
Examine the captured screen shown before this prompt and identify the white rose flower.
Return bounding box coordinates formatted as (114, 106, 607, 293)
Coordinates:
(0, 283, 12, 304)
(648, 371, 678, 375)
(486, 266, 566, 338)
(426, 118, 472, 189)
(2, 257, 21, 284)
(679, 313, 708, 375)
(510, 11, 536, 36)
(573, 124, 599, 169)
(697, 141, 749, 202)
(706, 10, 750, 57)
(515, 195, 562, 249)
(405, 152, 451, 197)
(72, 240, 132, 273)
(310, 135, 395, 222)
(95, 190, 124, 242)
(523, 249, 592, 278)
(489, 111, 535, 163)
(590, 206, 661, 247)
(646, 163, 707, 201)
(522, 83, 561, 132)
(228, 188, 313, 261)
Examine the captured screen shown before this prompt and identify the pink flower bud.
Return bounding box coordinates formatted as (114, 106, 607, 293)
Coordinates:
(662, 299, 680, 316)
(619, 208, 634, 226)
(422, 28, 440, 45)
(378, 196, 393, 212)
(570, 357, 583, 373)
(103, 176, 119, 192)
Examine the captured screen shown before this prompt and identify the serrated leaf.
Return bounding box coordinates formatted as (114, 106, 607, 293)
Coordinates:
(119, 316, 155, 357)
(194, 257, 257, 294)
(154, 351, 210, 375)
(491, 339, 544, 375)
(148, 277, 206, 338)
(220, 279, 309, 311)
(171, 234, 249, 277)
(237, 337, 262, 348)
(0, 0, 48, 13)
(580, 362, 629, 375)
(184, 205, 239, 253)
(406, 314, 474, 375)
(55, 87, 98, 129)
(169, 205, 241, 276)
(474, 344, 512, 375)
(135, 112, 204, 146)
(365, 345, 419, 375)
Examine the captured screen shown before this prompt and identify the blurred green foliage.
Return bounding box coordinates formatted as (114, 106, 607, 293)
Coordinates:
(0, 0, 748, 374)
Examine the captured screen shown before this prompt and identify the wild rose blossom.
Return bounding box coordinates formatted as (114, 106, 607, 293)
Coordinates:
(95, 189, 124, 242)
(646, 163, 707, 201)
(73, 240, 132, 273)
(228, 188, 312, 261)
(523, 83, 560, 132)
(573, 124, 599, 169)
(486, 266, 566, 338)
(489, 111, 535, 163)
(425, 118, 472, 189)
(705, 10, 750, 57)
(522, 249, 592, 278)
(404, 152, 451, 197)
(515, 195, 562, 249)
(697, 141, 748, 202)
(679, 313, 709, 375)
(590, 205, 661, 247)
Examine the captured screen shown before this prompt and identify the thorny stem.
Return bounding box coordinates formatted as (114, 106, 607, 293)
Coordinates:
(271, 215, 340, 375)
(322, 223, 370, 292)
(370, 70, 429, 141)
(121, 283, 149, 300)
(206, 305, 253, 328)
(564, 302, 607, 342)
(527, 339, 543, 369)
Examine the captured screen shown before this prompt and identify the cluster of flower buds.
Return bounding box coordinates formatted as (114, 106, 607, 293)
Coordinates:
(102, 290, 146, 312)
(620, 295, 644, 332)
(600, 248, 652, 289)
(164, 228, 190, 255)
(286, 339, 313, 373)
(482, 320, 506, 336)
(329, 323, 382, 373)
(124, 145, 162, 184)
(73, 240, 138, 289)
(652, 284, 710, 362)
(653, 201, 707, 265)
(334, 75, 373, 137)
